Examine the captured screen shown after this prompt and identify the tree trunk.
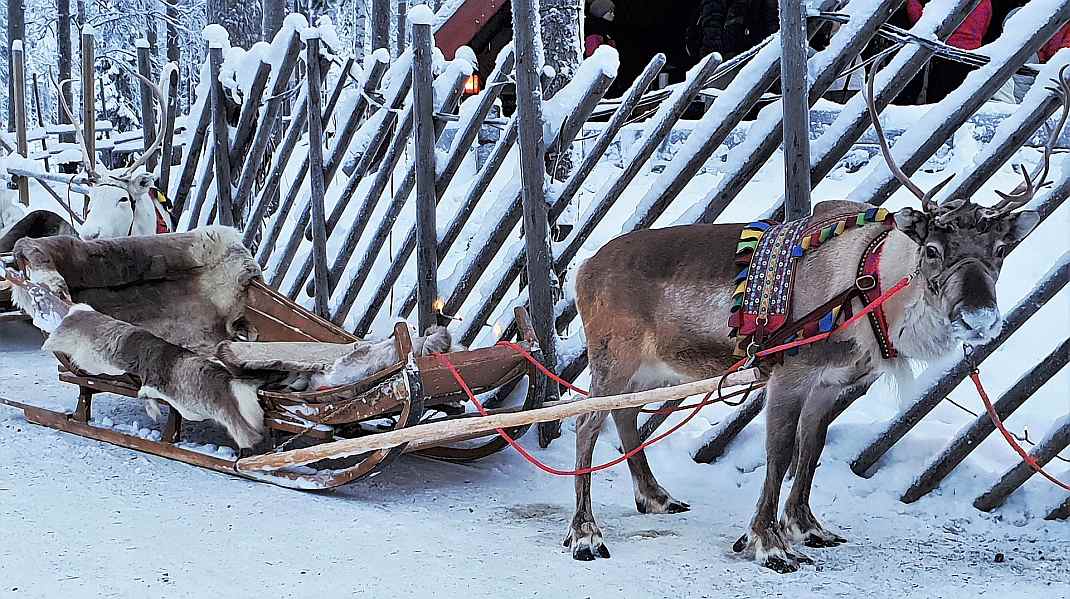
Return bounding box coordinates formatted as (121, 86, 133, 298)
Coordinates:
(263, 0, 287, 42)
(7, 0, 26, 131)
(144, 0, 159, 55)
(539, 0, 582, 179)
(58, 0, 73, 138)
(208, 0, 264, 50)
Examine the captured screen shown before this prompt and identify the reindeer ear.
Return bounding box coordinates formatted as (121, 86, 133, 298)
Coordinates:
(998, 210, 1040, 244)
(893, 207, 929, 245)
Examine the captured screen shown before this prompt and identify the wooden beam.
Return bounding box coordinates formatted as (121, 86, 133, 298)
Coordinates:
(779, 0, 811, 221)
(237, 368, 762, 472)
(973, 410, 1070, 512)
(81, 26, 96, 178)
(411, 15, 439, 332)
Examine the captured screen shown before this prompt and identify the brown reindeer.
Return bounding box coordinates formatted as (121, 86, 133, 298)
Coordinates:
(566, 65, 1067, 570)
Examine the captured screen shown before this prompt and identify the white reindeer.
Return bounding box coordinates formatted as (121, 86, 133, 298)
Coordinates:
(57, 64, 177, 240)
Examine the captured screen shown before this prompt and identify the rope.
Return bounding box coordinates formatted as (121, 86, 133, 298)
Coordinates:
(969, 370, 1070, 492)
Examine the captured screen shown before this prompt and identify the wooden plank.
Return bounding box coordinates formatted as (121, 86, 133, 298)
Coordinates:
(136, 40, 158, 172)
(243, 92, 308, 249)
(305, 35, 331, 318)
(779, 0, 811, 221)
(411, 17, 439, 332)
(228, 59, 271, 175)
(237, 368, 761, 471)
(208, 45, 234, 227)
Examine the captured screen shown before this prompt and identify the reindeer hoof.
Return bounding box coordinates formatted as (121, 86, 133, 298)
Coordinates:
(636, 488, 690, 514)
(763, 556, 799, 574)
(787, 549, 814, 565)
(733, 534, 748, 553)
(564, 523, 611, 561)
(805, 533, 846, 548)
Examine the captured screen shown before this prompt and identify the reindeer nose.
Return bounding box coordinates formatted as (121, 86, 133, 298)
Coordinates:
(957, 306, 1002, 340)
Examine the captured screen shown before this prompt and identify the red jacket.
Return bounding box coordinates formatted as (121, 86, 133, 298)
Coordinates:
(1039, 23, 1070, 63)
(907, 0, 991, 51)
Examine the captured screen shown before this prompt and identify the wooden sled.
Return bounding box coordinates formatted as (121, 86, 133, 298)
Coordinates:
(2, 264, 548, 490)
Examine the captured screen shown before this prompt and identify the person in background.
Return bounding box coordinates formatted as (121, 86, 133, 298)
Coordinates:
(1038, 21, 1070, 64)
(585, 0, 616, 58)
(689, 0, 779, 61)
(903, 0, 993, 103)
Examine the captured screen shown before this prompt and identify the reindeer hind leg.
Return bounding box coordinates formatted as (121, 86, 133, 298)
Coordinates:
(611, 407, 689, 515)
(564, 409, 611, 560)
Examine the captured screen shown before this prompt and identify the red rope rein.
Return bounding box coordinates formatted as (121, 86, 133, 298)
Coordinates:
(969, 370, 1070, 492)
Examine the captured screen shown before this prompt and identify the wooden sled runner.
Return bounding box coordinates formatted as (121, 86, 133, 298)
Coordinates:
(0, 230, 550, 490)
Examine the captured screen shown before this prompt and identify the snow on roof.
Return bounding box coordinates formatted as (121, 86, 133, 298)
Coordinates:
(202, 24, 230, 49)
(409, 4, 435, 26)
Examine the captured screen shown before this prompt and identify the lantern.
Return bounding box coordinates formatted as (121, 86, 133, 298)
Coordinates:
(463, 73, 482, 95)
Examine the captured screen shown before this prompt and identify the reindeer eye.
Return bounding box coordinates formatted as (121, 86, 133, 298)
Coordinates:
(924, 245, 941, 260)
(118, 197, 130, 203)
(994, 244, 1008, 259)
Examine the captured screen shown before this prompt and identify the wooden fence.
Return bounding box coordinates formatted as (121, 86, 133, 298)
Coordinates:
(4, 0, 1068, 517)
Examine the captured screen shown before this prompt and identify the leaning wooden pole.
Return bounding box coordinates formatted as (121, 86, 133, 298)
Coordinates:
(779, 0, 811, 221)
(159, 66, 179, 195)
(11, 40, 29, 206)
(304, 32, 331, 317)
(208, 43, 234, 227)
(901, 337, 1070, 503)
(511, 0, 559, 445)
(236, 368, 762, 472)
(411, 10, 439, 331)
(973, 416, 1070, 512)
(136, 38, 158, 172)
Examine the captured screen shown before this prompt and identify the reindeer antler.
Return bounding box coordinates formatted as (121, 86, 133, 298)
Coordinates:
(119, 62, 179, 180)
(51, 76, 97, 181)
(987, 64, 1070, 217)
(864, 56, 952, 213)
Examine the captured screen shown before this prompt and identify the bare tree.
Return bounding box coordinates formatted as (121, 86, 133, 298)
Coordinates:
(208, 0, 264, 50)
(263, 0, 287, 42)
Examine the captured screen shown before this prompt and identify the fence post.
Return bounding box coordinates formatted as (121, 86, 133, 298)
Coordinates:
(779, 0, 811, 221)
(208, 42, 234, 227)
(11, 40, 29, 206)
(81, 25, 97, 178)
(303, 32, 331, 317)
(396, 0, 408, 56)
(901, 338, 1070, 503)
(511, 0, 559, 444)
(136, 38, 158, 172)
(159, 66, 179, 195)
(411, 10, 439, 332)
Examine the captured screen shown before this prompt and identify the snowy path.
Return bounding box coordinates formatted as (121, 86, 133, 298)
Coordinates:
(1, 321, 1066, 599)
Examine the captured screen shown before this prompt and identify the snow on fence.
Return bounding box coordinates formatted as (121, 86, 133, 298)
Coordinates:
(3, 0, 1067, 517)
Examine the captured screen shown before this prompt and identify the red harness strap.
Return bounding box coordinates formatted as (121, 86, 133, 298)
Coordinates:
(858, 230, 898, 359)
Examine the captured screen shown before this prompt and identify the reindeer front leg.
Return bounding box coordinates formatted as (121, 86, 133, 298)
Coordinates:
(738, 373, 813, 573)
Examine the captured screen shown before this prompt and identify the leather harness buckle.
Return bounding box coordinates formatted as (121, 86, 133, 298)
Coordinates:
(856, 274, 877, 291)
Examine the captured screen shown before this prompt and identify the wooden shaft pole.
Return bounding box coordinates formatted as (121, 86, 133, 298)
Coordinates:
(236, 368, 761, 472)
(305, 34, 331, 317)
(411, 16, 439, 332)
(136, 39, 158, 172)
(779, 0, 811, 221)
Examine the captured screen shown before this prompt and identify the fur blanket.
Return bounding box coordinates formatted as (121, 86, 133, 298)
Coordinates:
(218, 326, 460, 391)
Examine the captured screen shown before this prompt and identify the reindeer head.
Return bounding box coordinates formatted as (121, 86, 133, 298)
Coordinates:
(866, 63, 1067, 345)
(55, 63, 177, 240)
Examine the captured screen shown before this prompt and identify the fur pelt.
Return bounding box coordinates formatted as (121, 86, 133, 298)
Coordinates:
(0, 210, 79, 253)
(44, 305, 265, 448)
(217, 326, 463, 391)
(14, 226, 260, 352)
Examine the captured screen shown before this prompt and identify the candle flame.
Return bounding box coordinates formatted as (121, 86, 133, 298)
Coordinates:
(432, 297, 445, 312)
